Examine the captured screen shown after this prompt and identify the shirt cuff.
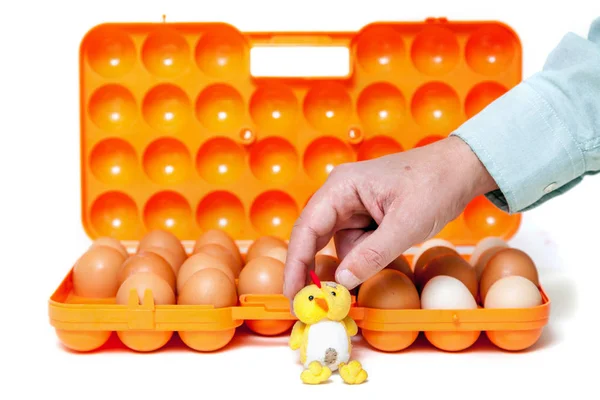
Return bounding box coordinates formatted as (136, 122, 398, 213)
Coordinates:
(451, 79, 586, 214)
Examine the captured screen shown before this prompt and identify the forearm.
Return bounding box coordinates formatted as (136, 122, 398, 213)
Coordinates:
(452, 17, 600, 213)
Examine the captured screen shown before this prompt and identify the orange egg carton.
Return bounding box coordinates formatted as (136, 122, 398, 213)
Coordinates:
(79, 19, 522, 244)
(50, 251, 550, 353)
(48, 18, 550, 353)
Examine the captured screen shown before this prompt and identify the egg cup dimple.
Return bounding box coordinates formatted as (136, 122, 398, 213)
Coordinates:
(141, 28, 191, 78)
(195, 84, 245, 133)
(249, 83, 299, 134)
(90, 138, 139, 184)
(303, 82, 353, 134)
(194, 25, 249, 78)
(143, 138, 192, 185)
(357, 136, 403, 161)
(196, 191, 246, 238)
(411, 26, 460, 76)
(414, 135, 445, 148)
(179, 329, 238, 352)
(355, 25, 406, 75)
(249, 191, 299, 238)
(245, 320, 296, 336)
(117, 330, 174, 352)
(410, 82, 463, 134)
(465, 24, 517, 76)
(357, 82, 407, 135)
(361, 330, 420, 352)
(464, 81, 508, 119)
(55, 329, 113, 352)
(84, 26, 137, 78)
(88, 84, 137, 132)
(89, 191, 142, 240)
(303, 137, 355, 184)
(142, 84, 192, 134)
(425, 331, 482, 352)
(463, 196, 517, 238)
(143, 191, 194, 238)
(249, 137, 299, 185)
(195, 137, 247, 185)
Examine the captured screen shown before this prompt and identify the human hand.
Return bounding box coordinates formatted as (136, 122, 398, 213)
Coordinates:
(282, 136, 498, 301)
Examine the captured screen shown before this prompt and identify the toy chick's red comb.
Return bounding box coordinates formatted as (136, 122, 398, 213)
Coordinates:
(309, 270, 321, 288)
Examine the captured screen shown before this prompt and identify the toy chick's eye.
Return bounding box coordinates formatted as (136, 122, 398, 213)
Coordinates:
(331, 291, 336, 296)
(308, 295, 314, 301)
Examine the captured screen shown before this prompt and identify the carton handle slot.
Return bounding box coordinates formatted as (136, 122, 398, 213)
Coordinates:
(250, 45, 351, 78)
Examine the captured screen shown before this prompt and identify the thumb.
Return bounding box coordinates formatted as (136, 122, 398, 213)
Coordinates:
(335, 213, 420, 289)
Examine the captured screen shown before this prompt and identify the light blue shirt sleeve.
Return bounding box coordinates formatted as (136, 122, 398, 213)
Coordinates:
(452, 17, 600, 213)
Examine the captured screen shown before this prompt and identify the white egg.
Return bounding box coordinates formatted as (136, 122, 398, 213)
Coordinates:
(484, 275, 542, 309)
(470, 236, 508, 267)
(412, 238, 456, 269)
(421, 275, 477, 310)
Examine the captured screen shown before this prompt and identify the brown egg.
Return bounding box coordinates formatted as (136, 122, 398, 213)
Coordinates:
(72, 246, 127, 298)
(412, 239, 456, 269)
(413, 246, 460, 286)
(193, 229, 243, 269)
(177, 252, 234, 293)
(116, 272, 175, 305)
(357, 269, 420, 309)
(137, 230, 187, 269)
(117, 251, 176, 292)
(474, 246, 507, 281)
(386, 254, 414, 282)
(194, 243, 241, 277)
(418, 254, 478, 299)
(143, 245, 185, 275)
(479, 248, 540, 303)
(178, 268, 238, 307)
(238, 256, 285, 295)
(264, 246, 287, 263)
(470, 237, 508, 268)
(314, 254, 339, 282)
(90, 237, 129, 259)
(246, 236, 288, 263)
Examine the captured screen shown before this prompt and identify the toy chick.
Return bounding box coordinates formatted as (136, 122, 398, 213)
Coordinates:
(289, 271, 367, 385)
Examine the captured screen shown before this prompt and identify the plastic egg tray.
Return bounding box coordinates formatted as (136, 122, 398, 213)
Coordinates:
(50, 250, 550, 353)
(48, 19, 550, 354)
(78, 19, 523, 244)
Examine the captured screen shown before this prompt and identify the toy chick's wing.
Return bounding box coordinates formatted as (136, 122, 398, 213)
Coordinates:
(342, 316, 358, 337)
(289, 321, 306, 350)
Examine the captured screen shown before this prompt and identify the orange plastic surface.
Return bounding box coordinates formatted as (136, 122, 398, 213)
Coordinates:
(48, 19, 550, 354)
(79, 19, 522, 245)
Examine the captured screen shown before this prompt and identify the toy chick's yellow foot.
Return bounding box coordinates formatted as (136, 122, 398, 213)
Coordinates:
(339, 360, 368, 384)
(301, 361, 332, 384)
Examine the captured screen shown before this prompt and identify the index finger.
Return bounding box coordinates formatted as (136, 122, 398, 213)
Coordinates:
(283, 192, 338, 300)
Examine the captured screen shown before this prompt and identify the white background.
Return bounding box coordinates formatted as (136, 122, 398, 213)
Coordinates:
(1, 0, 599, 398)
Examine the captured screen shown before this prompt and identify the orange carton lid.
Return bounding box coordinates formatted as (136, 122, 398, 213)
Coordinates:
(79, 19, 522, 246)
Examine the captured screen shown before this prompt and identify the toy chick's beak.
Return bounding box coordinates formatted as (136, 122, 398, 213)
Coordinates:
(315, 297, 329, 312)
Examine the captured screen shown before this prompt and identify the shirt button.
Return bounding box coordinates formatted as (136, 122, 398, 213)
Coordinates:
(543, 182, 558, 194)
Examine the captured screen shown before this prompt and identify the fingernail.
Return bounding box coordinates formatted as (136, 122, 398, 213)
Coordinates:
(336, 269, 360, 289)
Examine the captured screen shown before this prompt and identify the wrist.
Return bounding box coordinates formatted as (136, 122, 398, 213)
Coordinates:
(443, 136, 498, 197)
